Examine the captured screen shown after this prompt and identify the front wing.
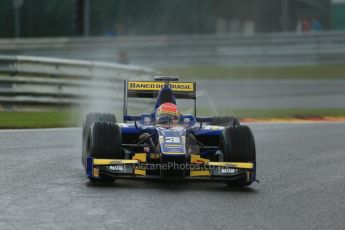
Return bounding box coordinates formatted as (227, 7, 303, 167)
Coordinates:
(86, 155, 256, 183)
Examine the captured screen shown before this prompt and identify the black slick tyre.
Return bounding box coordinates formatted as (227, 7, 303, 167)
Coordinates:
(211, 116, 240, 126)
(81, 113, 116, 166)
(88, 122, 122, 159)
(221, 125, 256, 187)
(87, 121, 122, 183)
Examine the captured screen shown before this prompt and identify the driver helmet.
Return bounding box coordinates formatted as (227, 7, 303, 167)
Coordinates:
(156, 103, 180, 127)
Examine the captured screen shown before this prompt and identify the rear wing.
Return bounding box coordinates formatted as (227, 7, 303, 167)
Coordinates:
(123, 80, 197, 118)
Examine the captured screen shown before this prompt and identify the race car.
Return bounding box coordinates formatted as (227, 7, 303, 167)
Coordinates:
(81, 76, 257, 187)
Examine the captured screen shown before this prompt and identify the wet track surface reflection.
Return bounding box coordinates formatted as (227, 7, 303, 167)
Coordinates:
(0, 123, 344, 230)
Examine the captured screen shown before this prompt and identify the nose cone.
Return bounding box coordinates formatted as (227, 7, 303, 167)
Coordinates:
(157, 127, 186, 156)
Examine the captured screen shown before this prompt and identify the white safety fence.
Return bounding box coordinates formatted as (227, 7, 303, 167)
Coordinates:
(0, 31, 345, 66)
(0, 55, 155, 111)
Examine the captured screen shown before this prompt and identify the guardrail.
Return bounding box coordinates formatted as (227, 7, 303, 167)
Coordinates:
(0, 55, 155, 111)
(1, 31, 345, 66)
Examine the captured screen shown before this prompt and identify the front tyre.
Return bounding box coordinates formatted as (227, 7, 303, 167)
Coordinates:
(221, 125, 256, 187)
(88, 122, 122, 159)
(87, 122, 122, 183)
(82, 113, 116, 166)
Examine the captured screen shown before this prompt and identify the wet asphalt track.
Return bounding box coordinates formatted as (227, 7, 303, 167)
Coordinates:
(0, 123, 344, 230)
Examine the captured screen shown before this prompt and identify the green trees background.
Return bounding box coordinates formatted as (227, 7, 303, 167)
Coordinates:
(0, 0, 215, 38)
(0, 0, 334, 38)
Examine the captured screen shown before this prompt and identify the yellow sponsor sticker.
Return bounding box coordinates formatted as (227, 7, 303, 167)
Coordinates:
(134, 166, 146, 176)
(208, 162, 254, 169)
(93, 159, 138, 165)
(128, 81, 194, 92)
(190, 154, 209, 164)
(190, 170, 211, 177)
(93, 167, 100, 177)
(132, 153, 147, 163)
(132, 153, 147, 175)
(190, 155, 211, 176)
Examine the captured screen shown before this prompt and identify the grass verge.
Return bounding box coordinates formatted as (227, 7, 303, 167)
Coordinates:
(160, 65, 345, 80)
(0, 109, 345, 129)
(0, 111, 82, 129)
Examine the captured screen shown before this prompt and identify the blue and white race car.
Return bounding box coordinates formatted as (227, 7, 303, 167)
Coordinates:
(82, 76, 257, 187)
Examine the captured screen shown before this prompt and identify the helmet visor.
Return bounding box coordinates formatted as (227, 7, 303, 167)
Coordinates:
(156, 113, 180, 126)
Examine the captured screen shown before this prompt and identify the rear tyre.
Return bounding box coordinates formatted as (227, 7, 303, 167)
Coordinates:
(87, 122, 122, 184)
(221, 125, 256, 187)
(211, 116, 240, 126)
(82, 113, 116, 166)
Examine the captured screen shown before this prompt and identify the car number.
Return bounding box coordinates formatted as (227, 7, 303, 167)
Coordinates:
(165, 137, 180, 143)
